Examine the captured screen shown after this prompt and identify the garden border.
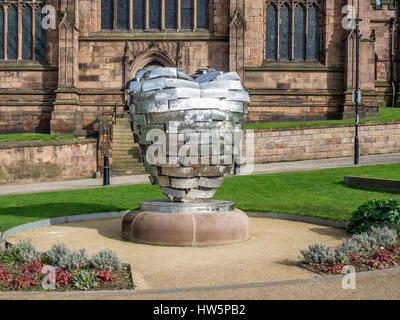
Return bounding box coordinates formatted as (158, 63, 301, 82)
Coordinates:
(0, 266, 399, 299)
(0, 210, 348, 241)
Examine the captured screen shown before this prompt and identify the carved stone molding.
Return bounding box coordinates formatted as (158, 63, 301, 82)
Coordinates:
(124, 41, 183, 78)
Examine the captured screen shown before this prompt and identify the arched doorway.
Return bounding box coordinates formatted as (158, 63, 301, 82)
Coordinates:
(128, 50, 176, 80)
(144, 60, 164, 68)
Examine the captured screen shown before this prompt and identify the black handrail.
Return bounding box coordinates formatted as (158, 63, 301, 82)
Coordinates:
(111, 103, 117, 125)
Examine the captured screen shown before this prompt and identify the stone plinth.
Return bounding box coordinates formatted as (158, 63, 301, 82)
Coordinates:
(122, 200, 250, 247)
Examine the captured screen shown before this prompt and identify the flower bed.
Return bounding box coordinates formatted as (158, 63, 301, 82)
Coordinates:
(0, 239, 133, 291)
(301, 246, 400, 275)
(299, 225, 400, 275)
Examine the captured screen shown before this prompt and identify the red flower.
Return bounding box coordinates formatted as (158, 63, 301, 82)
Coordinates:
(56, 269, 72, 288)
(0, 267, 13, 284)
(323, 264, 343, 274)
(23, 259, 44, 275)
(96, 270, 113, 282)
(10, 275, 36, 290)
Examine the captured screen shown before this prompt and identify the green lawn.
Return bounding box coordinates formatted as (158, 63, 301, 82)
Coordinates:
(245, 107, 400, 129)
(0, 133, 74, 142)
(1, 163, 400, 233)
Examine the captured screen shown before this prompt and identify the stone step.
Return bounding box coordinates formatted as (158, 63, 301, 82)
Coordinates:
(113, 137, 135, 141)
(113, 152, 141, 158)
(112, 160, 143, 167)
(113, 127, 133, 132)
(113, 156, 141, 161)
(113, 143, 137, 148)
(112, 169, 146, 177)
(112, 145, 139, 151)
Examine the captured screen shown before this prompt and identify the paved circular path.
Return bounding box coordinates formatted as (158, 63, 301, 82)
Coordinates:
(6, 217, 346, 290)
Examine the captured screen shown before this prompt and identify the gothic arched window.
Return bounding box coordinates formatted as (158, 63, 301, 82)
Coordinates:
(265, 0, 322, 62)
(101, 0, 209, 31)
(0, 0, 46, 61)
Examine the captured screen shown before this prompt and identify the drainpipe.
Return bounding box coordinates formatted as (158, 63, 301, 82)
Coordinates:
(390, 17, 396, 107)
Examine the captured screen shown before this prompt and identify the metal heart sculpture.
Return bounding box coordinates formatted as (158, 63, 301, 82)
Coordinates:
(127, 67, 249, 202)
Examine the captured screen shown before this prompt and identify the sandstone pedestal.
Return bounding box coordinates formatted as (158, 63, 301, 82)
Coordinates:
(122, 200, 250, 247)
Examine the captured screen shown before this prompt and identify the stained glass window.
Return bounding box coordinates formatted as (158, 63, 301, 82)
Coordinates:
(100, 0, 209, 32)
(7, 6, 18, 60)
(133, 0, 145, 30)
(0, 1, 46, 61)
(117, 0, 129, 30)
(307, 5, 319, 61)
(197, 0, 208, 29)
(165, 0, 177, 29)
(265, 1, 321, 62)
(265, 5, 277, 60)
(101, 0, 113, 30)
(35, 9, 46, 61)
(294, 4, 306, 61)
(181, 0, 193, 30)
(149, 0, 161, 29)
(279, 5, 290, 61)
(0, 8, 3, 60)
(22, 7, 32, 60)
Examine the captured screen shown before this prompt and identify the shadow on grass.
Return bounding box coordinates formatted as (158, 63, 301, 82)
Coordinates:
(332, 181, 400, 195)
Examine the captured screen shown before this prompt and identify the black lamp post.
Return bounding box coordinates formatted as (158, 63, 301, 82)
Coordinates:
(352, 17, 362, 165)
(103, 153, 110, 186)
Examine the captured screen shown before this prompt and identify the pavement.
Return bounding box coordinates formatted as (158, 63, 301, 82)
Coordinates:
(3, 216, 400, 300)
(1, 153, 400, 196)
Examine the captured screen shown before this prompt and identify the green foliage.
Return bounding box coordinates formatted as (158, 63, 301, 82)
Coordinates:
(71, 270, 98, 291)
(58, 248, 90, 270)
(5, 239, 42, 263)
(337, 226, 398, 256)
(302, 226, 398, 265)
(44, 243, 72, 266)
(300, 243, 338, 265)
(347, 199, 400, 234)
(91, 250, 122, 271)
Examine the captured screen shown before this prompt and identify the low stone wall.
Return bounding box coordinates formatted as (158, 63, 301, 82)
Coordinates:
(246, 121, 400, 163)
(0, 138, 97, 184)
(344, 176, 400, 193)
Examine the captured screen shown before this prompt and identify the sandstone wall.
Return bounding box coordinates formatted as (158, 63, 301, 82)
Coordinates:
(0, 138, 97, 184)
(246, 121, 400, 163)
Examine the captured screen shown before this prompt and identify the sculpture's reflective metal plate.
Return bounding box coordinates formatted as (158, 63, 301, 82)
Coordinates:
(127, 67, 248, 202)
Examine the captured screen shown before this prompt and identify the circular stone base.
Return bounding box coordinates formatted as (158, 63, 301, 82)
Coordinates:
(122, 201, 250, 247)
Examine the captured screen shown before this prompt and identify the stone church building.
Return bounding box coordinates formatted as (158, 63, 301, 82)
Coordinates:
(0, 0, 398, 136)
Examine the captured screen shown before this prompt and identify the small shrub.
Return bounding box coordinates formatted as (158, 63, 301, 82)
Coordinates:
(347, 199, 400, 234)
(59, 248, 90, 270)
(56, 269, 72, 288)
(301, 243, 337, 265)
(96, 270, 112, 282)
(6, 239, 42, 263)
(10, 275, 36, 290)
(23, 259, 44, 274)
(72, 270, 98, 290)
(91, 250, 122, 271)
(337, 225, 398, 257)
(45, 243, 72, 266)
(367, 225, 398, 247)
